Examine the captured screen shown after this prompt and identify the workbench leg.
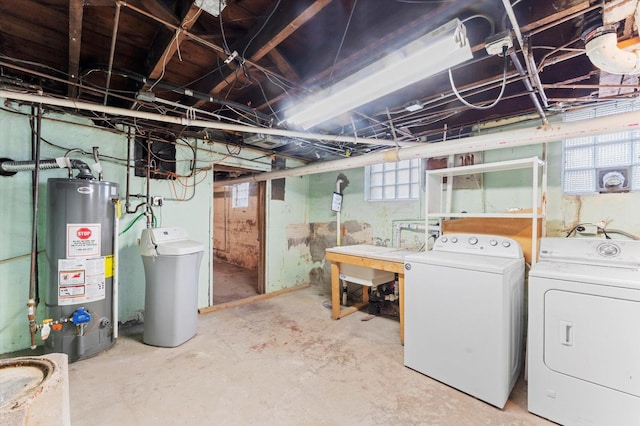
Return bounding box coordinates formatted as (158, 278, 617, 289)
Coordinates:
(331, 262, 341, 319)
(399, 273, 405, 345)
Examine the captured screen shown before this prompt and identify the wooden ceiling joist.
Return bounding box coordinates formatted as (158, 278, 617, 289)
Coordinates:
(69, 0, 84, 98)
(191, 0, 332, 108)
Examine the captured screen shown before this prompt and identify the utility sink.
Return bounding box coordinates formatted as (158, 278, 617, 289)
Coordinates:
(326, 244, 401, 286)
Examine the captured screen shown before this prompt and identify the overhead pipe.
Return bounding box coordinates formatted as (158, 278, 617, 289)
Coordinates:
(0, 91, 416, 148)
(502, 0, 548, 123)
(583, 25, 640, 75)
(214, 108, 640, 186)
(104, 2, 122, 105)
(4, 89, 640, 188)
(508, 51, 547, 123)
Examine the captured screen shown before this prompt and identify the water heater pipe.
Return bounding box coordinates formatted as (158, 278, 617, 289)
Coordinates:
(336, 179, 343, 247)
(113, 199, 119, 339)
(0, 157, 95, 179)
(27, 103, 43, 349)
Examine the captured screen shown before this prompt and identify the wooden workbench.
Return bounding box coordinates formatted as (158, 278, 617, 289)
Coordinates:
(325, 245, 415, 344)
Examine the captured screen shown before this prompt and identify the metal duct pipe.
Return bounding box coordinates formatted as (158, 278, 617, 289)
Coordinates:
(0, 157, 95, 179)
(1, 158, 61, 175)
(215, 108, 640, 186)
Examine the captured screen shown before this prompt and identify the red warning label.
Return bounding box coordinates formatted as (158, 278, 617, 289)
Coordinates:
(67, 224, 101, 258)
(76, 228, 92, 239)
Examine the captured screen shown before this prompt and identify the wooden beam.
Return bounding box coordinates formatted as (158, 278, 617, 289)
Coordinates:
(198, 284, 310, 314)
(192, 0, 332, 108)
(146, 3, 202, 81)
(68, 0, 84, 98)
(265, 48, 301, 83)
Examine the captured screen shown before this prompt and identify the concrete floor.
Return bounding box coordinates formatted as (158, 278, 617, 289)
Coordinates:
(213, 257, 259, 304)
(68, 287, 552, 425)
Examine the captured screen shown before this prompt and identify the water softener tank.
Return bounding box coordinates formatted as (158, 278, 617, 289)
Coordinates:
(45, 178, 119, 362)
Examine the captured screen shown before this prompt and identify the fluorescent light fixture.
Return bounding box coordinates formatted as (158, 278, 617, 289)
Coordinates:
(199, 0, 226, 17)
(285, 19, 473, 129)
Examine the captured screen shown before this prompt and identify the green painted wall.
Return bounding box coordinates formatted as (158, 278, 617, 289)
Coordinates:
(0, 102, 214, 354)
(308, 168, 424, 248)
(265, 175, 312, 292)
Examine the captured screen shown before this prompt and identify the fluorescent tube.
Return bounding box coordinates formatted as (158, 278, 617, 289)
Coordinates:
(285, 18, 473, 129)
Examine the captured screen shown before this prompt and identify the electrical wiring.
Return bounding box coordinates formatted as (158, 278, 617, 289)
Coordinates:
(148, 3, 201, 91)
(462, 14, 495, 36)
(241, 0, 282, 61)
(167, 169, 208, 201)
(328, 0, 359, 85)
(250, 74, 281, 121)
(448, 46, 508, 110)
(0, 53, 69, 78)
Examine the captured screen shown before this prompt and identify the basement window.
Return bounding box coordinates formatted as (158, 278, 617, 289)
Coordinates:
(365, 159, 421, 201)
(232, 182, 250, 208)
(563, 101, 640, 194)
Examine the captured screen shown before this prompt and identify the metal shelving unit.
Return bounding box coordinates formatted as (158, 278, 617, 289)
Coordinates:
(425, 156, 547, 264)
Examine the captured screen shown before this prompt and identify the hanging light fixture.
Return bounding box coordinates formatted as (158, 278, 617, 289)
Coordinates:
(284, 18, 473, 130)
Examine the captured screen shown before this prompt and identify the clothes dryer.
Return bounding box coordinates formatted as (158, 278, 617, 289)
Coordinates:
(528, 237, 640, 426)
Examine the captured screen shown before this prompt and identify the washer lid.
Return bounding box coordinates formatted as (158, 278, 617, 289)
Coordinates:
(405, 250, 523, 274)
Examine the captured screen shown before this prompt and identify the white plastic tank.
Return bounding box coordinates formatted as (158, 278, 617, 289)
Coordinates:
(139, 227, 204, 347)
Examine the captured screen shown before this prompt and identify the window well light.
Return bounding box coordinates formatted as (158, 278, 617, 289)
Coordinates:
(285, 19, 473, 130)
(199, 0, 227, 17)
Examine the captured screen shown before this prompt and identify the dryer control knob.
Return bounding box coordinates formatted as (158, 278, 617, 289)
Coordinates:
(451, 237, 458, 243)
(468, 237, 478, 245)
(440, 237, 448, 243)
(489, 239, 498, 246)
(502, 241, 511, 248)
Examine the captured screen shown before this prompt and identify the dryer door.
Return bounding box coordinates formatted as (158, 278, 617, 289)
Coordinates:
(544, 289, 640, 397)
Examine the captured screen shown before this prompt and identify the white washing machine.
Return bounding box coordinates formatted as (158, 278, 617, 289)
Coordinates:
(528, 237, 640, 426)
(404, 234, 525, 408)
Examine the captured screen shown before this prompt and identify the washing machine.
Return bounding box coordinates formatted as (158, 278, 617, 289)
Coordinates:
(404, 234, 525, 408)
(528, 237, 640, 426)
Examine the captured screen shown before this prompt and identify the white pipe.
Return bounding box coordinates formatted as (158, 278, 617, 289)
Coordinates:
(215, 108, 640, 186)
(5, 90, 640, 187)
(0, 91, 416, 148)
(584, 26, 640, 75)
(336, 179, 342, 246)
(113, 201, 119, 339)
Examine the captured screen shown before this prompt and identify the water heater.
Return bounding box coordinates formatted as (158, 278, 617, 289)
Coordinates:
(45, 178, 119, 362)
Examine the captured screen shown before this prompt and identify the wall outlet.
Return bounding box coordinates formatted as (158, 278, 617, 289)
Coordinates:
(577, 224, 598, 235)
(152, 196, 164, 206)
